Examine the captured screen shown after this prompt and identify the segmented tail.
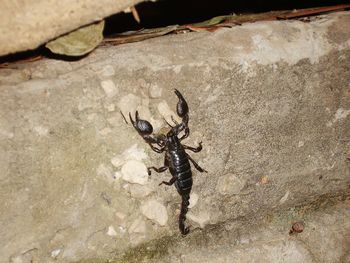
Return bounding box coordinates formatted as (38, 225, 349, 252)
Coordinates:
(179, 193, 190, 235)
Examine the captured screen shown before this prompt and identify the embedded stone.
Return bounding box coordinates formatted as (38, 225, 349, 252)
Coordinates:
(141, 200, 168, 226)
(121, 160, 148, 185)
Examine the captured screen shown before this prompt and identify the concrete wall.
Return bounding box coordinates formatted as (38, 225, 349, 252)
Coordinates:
(0, 11, 349, 263)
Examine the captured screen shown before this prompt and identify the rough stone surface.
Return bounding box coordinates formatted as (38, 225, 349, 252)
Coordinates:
(141, 200, 168, 226)
(0, 0, 145, 56)
(153, 198, 350, 263)
(121, 160, 149, 185)
(0, 12, 349, 263)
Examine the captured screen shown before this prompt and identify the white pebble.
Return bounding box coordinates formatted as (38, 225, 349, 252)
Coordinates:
(111, 155, 124, 168)
(0, 129, 14, 139)
(216, 174, 245, 195)
(114, 171, 122, 180)
(129, 217, 146, 233)
(119, 226, 127, 234)
(10, 256, 23, 263)
(34, 126, 49, 136)
(101, 79, 118, 98)
(99, 65, 115, 77)
(141, 200, 168, 226)
(334, 108, 350, 121)
(104, 103, 115, 112)
(118, 94, 141, 118)
(129, 184, 154, 198)
(149, 84, 162, 98)
(121, 160, 148, 185)
(157, 101, 181, 124)
(122, 144, 148, 162)
(188, 193, 199, 208)
(111, 144, 148, 168)
(97, 163, 114, 183)
(129, 234, 146, 246)
(98, 127, 112, 136)
(187, 211, 210, 228)
(51, 248, 61, 258)
(115, 212, 127, 220)
(107, 225, 117, 236)
(279, 191, 290, 204)
(115, 212, 127, 228)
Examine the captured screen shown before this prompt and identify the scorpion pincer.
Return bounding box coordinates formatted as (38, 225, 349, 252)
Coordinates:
(129, 89, 207, 235)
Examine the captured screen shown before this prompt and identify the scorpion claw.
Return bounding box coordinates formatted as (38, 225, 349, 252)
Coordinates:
(129, 111, 153, 135)
(174, 89, 189, 118)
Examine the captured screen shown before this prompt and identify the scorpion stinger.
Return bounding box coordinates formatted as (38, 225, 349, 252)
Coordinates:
(174, 89, 189, 140)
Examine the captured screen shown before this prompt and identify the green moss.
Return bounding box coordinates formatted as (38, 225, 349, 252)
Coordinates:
(271, 193, 350, 227)
(110, 235, 173, 263)
(79, 258, 108, 263)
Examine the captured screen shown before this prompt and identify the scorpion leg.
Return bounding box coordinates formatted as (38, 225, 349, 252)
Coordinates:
(148, 155, 169, 176)
(148, 143, 165, 153)
(183, 141, 203, 153)
(159, 176, 176, 186)
(187, 154, 207, 173)
(148, 166, 168, 176)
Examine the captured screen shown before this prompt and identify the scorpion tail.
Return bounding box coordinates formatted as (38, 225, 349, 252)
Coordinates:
(179, 193, 190, 235)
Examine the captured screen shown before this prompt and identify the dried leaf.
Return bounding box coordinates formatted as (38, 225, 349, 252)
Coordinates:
(277, 4, 350, 19)
(46, 20, 105, 56)
(189, 15, 235, 28)
(103, 25, 178, 45)
(182, 4, 350, 32)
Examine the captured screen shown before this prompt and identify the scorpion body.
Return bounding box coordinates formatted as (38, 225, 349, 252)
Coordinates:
(129, 89, 206, 235)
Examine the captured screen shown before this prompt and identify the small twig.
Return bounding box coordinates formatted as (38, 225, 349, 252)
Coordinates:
(131, 6, 141, 23)
(120, 111, 128, 124)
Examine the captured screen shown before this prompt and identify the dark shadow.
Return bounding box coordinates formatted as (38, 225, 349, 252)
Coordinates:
(104, 0, 349, 34)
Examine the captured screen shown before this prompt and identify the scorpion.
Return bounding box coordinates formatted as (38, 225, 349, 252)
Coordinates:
(129, 89, 207, 235)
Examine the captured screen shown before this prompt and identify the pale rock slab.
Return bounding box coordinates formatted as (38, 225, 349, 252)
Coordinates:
(128, 217, 146, 234)
(121, 160, 148, 185)
(216, 174, 245, 195)
(141, 200, 168, 226)
(111, 144, 148, 168)
(189, 192, 199, 208)
(149, 84, 162, 98)
(187, 211, 210, 229)
(118, 93, 142, 118)
(128, 184, 154, 198)
(157, 100, 181, 125)
(100, 79, 118, 98)
(98, 65, 115, 78)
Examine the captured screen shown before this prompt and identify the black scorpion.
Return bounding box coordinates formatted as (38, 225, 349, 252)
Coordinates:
(129, 89, 207, 235)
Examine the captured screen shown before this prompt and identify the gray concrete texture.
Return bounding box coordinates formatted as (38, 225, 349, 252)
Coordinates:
(157, 198, 350, 263)
(0, 11, 349, 263)
(0, 0, 144, 56)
